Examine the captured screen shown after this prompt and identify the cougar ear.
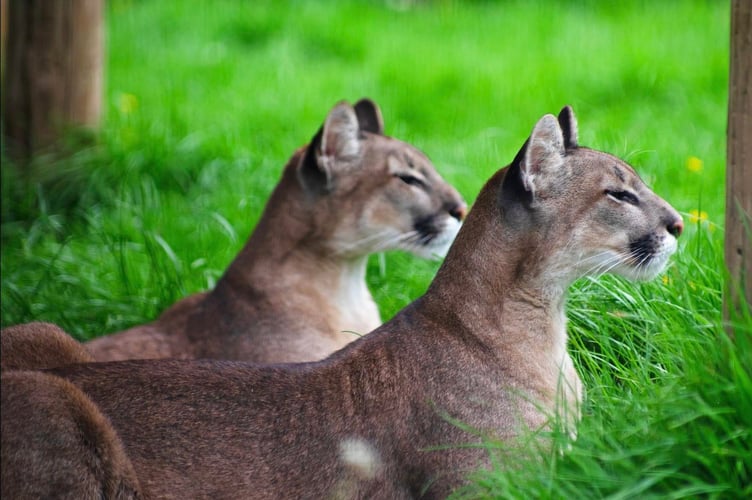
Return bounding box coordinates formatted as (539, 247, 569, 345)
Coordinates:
(520, 113, 565, 199)
(557, 105, 578, 149)
(320, 101, 361, 161)
(298, 101, 361, 195)
(353, 98, 384, 135)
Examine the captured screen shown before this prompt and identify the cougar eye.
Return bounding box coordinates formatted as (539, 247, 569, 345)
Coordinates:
(606, 189, 639, 205)
(395, 173, 424, 188)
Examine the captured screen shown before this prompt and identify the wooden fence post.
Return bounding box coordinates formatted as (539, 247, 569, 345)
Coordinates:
(2, 0, 104, 160)
(1, 0, 7, 70)
(725, 0, 752, 325)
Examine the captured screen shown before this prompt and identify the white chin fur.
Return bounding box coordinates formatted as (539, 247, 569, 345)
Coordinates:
(418, 218, 462, 260)
(616, 236, 678, 282)
(577, 235, 677, 282)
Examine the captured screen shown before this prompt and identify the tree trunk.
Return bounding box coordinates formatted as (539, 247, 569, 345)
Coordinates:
(725, 0, 752, 324)
(1, 0, 8, 71)
(2, 0, 104, 160)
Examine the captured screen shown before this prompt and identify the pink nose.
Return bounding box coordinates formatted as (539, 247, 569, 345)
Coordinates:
(449, 204, 467, 222)
(668, 218, 683, 238)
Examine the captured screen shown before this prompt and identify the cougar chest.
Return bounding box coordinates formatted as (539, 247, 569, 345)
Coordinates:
(329, 259, 381, 340)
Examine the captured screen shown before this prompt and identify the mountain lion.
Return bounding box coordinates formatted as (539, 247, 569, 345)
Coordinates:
(86, 98, 466, 363)
(2, 106, 682, 498)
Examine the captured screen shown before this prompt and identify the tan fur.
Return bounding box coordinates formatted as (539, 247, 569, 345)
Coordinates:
(1, 371, 142, 499)
(0, 324, 139, 497)
(1, 322, 94, 371)
(4, 107, 682, 498)
(86, 98, 466, 363)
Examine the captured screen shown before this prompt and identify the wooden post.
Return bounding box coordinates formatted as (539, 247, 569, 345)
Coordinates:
(2, 0, 104, 160)
(1, 0, 7, 71)
(725, 0, 752, 324)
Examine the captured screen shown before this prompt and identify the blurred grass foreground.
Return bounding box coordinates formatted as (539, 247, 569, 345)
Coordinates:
(1, 1, 749, 498)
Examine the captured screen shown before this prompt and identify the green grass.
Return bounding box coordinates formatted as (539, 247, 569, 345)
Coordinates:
(2, 0, 748, 497)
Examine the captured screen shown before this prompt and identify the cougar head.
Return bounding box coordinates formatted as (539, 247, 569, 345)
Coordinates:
(297, 99, 466, 259)
(502, 106, 683, 285)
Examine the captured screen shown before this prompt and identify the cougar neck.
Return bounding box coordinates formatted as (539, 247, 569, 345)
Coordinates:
(421, 166, 569, 358)
(213, 152, 380, 332)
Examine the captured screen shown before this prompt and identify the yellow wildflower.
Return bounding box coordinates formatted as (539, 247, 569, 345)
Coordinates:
(686, 156, 703, 173)
(688, 209, 708, 224)
(118, 93, 139, 115)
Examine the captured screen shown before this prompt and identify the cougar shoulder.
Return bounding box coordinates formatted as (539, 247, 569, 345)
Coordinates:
(1, 322, 94, 371)
(1, 370, 142, 499)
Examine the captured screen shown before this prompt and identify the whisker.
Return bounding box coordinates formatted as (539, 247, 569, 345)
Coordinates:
(330, 229, 401, 256)
(330, 220, 458, 258)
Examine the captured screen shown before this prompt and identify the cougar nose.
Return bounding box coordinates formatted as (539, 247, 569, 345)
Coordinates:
(667, 217, 684, 238)
(448, 203, 467, 222)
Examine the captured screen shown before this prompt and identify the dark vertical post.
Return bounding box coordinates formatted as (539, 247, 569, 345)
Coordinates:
(725, 0, 752, 326)
(2, 0, 104, 160)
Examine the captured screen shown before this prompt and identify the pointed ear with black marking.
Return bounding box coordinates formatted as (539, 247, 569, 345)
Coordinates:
(298, 126, 326, 195)
(354, 98, 384, 135)
(557, 105, 578, 149)
(500, 138, 533, 207)
(519, 113, 566, 200)
(298, 101, 362, 195)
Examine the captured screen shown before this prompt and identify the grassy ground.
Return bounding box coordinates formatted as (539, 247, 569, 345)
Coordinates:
(2, 0, 749, 497)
